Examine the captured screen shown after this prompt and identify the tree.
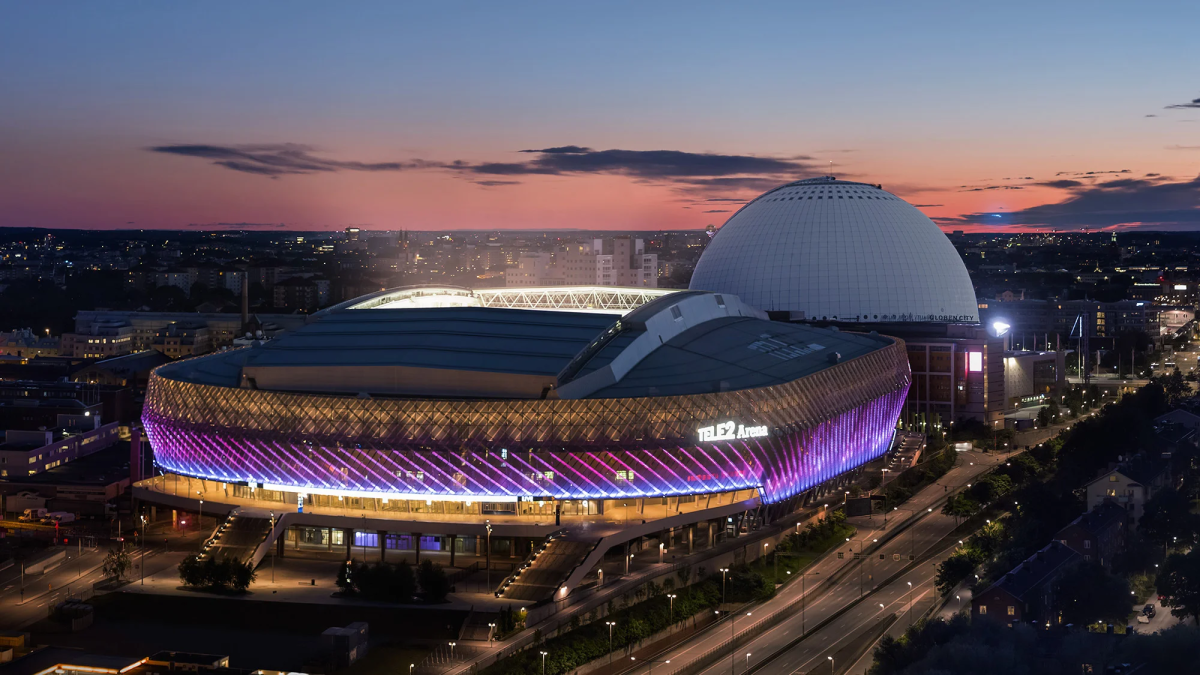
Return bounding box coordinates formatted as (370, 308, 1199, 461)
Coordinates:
(1055, 562, 1131, 626)
(1036, 406, 1051, 428)
(103, 549, 131, 581)
(941, 493, 979, 526)
(1140, 488, 1198, 550)
(418, 559, 451, 601)
(1160, 548, 1200, 625)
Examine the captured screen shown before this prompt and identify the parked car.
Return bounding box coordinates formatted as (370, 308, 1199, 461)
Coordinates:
(1143, 603, 1156, 619)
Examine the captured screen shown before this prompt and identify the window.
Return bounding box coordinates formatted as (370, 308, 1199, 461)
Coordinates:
(1083, 540, 1091, 549)
(670, 306, 683, 321)
(968, 351, 983, 372)
(979, 605, 987, 615)
(1007, 605, 1016, 616)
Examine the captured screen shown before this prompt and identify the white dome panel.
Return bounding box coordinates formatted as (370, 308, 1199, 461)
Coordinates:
(689, 177, 978, 323)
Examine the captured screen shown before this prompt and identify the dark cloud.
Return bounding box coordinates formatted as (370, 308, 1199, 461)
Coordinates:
(702, 209, 730, 213)
(1168, 145, 1200, 150)
(958, 185, 1025, 192)
(1054, 169, 1132, 177)
(518, 146, 593, 154)
(943, 174, 1200, 229)
(912, 204, 943, 208)
(1037, 179, 1085, 189)
(1145, 114, 1158, 118)
(150, 142, 816, 198)
(1165, 96, 1200, 109)
(150, 143, 427, 177)
(465, 148, 815, 179)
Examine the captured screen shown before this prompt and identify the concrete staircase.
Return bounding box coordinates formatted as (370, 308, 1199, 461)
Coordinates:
(495, 533, 595, 602)
(199, 508, 279, 566)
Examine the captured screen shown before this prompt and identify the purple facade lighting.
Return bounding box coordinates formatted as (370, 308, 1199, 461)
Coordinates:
(142, 340, 911, 504)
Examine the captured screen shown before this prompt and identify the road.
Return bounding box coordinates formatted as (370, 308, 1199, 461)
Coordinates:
(0, 543, 171, 630)
(640, 448, 1011, 675)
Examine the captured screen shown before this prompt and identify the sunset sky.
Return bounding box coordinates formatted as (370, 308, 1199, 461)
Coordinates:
(1, 2, 1198, 232)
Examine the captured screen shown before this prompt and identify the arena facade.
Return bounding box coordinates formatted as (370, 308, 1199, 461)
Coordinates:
(141, 289, 909, 516)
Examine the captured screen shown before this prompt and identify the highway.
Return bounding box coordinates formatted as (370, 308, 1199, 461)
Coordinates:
(0, 543, 166, 630)
(641, 448, 1011, 675)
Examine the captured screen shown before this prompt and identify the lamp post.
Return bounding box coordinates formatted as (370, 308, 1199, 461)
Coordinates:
(723, 611, 750, 675)
(449, 642, 456, 662)
(540, 651, 547, 675)
(606, 621, 616, 663)
(140, 513, 146, 585)
(845, 537, 864, 598)
(269, 511, 276, 583)
(890, 508, 916, 560)
(907, 581, 914, 626)
(720, 567, 729, 604)
(486, 521, 493, 592)
(802, 571, 820, 635)
(659, 542, 664, 564)
(409, 665, 414, 675)
(667, 594, 676, 623)
(827, 656, 834, 674)
(488, 622, 496, 645)
(197, 498, 204, 552)
(745, 653, 751, 673)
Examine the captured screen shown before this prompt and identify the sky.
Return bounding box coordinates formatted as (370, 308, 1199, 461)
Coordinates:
(1, 1, 1198, 233)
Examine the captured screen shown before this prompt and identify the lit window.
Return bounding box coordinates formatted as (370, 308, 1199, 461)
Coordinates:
(968, 352, 983, 372)
(1007, 606, 1015, 616)
(979, 605, 987, 615)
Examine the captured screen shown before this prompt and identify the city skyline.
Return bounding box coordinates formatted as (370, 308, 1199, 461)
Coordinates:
(2, 2, 1199, 233)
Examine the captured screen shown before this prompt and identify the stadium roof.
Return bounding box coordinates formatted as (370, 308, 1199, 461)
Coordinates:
(156, 289, 895, 400)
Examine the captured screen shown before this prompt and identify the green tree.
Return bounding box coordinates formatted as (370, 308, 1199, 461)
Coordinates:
(1036, 406, 1051, 428)
(1160, 548, 1200, 625)
(418, 559, 451, 601)
(941, 493, 979, 525)
(103, 549, 131, 581)
(1140, 488, 1198, 550)
(1055, 562, 1132, 626)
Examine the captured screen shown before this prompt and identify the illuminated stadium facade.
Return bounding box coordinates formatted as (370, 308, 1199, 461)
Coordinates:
(140, 289, 909, 514)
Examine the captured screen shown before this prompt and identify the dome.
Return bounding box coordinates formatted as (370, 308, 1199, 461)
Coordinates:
(689, 177, 978, 323)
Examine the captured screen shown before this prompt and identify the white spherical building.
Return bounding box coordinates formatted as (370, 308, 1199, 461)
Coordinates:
(690, 177, 978, 323)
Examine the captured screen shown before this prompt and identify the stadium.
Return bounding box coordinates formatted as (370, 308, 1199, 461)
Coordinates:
(133, 177, 988, 602)
(140, 287, 908, 510)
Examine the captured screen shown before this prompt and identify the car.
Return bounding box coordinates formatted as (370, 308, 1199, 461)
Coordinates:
(1143, 603, 1156, 619)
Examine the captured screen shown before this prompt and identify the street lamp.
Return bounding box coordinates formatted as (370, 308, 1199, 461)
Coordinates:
(488, 622, 496, 645)
(485, 521, 493, 592)
(845, 537, 864, 598)
(197, 498, 204, 552)
(722, 611, 751, 675)
(907, 581, 914, 626)
(745, 653, 751, 673)
(720, 567, 729, 604)
(269, 511, 275, 583)
(540, 651, 548, 675)
(667, 594, 676, 623)
(409, 664, 414, 675)
(606, 621, 616, 663)
(140, 513, 147, 585)
(827, 656, 834, 673)
(802, 571, 820, 635)
(449, 642, 456, 662)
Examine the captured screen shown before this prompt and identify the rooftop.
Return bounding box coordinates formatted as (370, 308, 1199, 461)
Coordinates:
(155, 290, 894, 400)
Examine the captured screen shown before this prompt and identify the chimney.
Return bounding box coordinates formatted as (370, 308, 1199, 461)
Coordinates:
(241, 271, 249, 327)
